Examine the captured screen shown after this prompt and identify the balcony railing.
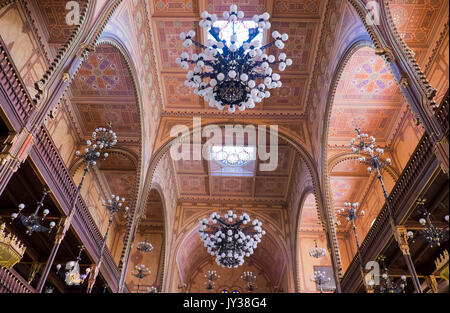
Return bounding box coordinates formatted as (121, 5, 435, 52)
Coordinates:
(31, 126, 121, 291)
(0, 267, 35, 293)
(340, 90, 449, 292)
(340, 132, 436, 292)
(0, 37, 34, 129)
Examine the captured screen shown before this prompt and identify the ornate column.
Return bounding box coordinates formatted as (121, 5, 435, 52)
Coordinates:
(0, 130, 34, 196)
(392, 225, 422, 293)
(35, 211, 74, 293)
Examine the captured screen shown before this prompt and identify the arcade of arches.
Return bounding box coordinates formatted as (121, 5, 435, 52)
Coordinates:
(0, 0, 448, 294)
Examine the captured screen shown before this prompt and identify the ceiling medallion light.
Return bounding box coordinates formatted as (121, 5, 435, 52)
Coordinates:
(176, 4, 292, 113)
(199, 210, 266, 268)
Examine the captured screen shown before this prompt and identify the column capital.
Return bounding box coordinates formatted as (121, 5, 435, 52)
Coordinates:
(393, 225, 411, 256)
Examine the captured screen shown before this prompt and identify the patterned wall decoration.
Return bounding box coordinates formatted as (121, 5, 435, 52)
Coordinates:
(388, 0, 449, 66)
(162, 73, 203, 109)
(152, 0, 198, 15)
(329, 47, 403, 147)
(262, 76, 308, 112)
(36, 0, 89, 45)
(0, 3, 47, 98)
(273, 0, 324, 17)
(71, 46, 135, 97)
(206, 0, 265, 16)
(154, 20, 200, 71)
(67, 43, 141, 143)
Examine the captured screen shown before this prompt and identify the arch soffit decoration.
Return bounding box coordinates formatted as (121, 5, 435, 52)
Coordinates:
(321, 39, 403, 219)
(139, 122, 325, 290)
(348, 0, 437, 103)
(294, 186, 315, 293)
(328, 152, 400, 182)
(141, 121, 324, 223)
(146, 183, 169, 292)
(318, 38, 376, 277)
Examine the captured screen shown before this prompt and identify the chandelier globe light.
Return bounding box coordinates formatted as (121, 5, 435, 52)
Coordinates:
(198, 210, 265, 268)
(176, 4, 292, 113)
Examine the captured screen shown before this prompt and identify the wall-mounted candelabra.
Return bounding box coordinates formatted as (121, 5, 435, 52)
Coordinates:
(204, 270, 220, 290)
(350, 128, 422, 293)
(311, 270, 331, 293)
(87, 194, 129, 293)
(36, 124, 118, 293)
(241, 271, 257, 292)
(11, 188, 56, 235)
(131, 264, 151, 293)
(407, 199, 449, 248)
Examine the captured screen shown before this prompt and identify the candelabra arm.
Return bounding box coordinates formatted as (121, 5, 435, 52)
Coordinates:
(34, 189, 49, 216)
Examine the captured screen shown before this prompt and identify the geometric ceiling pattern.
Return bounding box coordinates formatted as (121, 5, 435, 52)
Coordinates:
(171, 139, 296, 203)
(36, 0, 89, 45)
(329, 47, 403, 148)
(68, 45, 140, 142)
(388, 0, 449, 66)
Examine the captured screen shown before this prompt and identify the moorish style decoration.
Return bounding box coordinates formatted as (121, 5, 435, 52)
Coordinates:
(199, 210, 265, 268)
(0, 223, 26, 268)
(176, 4, 292, 112)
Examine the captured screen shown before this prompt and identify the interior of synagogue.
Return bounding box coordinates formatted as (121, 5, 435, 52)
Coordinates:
(0, 0, 448, 295)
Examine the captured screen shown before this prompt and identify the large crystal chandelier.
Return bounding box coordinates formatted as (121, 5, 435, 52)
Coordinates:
(199, 210, 265, 268)
(176, 4, 292, 113)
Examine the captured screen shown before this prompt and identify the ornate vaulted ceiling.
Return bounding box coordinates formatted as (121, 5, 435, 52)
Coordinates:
(34, 0, 89, 45)
(171, 139, 295, 203)
(147, 0, 326, 160)
(388, 0, 449, 67)
(68, 44, 140, 143)
(329, 47, 403, 148)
